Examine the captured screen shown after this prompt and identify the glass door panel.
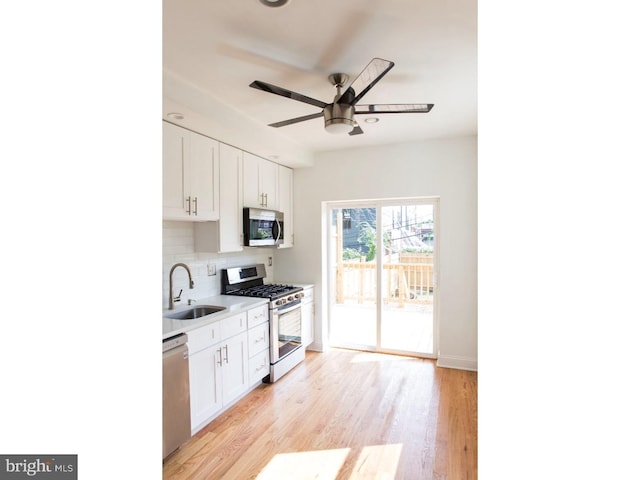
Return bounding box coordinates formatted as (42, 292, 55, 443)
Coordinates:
(380, 205, 435, 355)
(329, 207, 377, 348)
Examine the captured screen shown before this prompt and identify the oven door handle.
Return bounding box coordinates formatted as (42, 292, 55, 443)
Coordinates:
(274, 299, 301, 315)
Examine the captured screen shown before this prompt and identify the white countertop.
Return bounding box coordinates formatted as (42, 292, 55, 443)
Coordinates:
(162, 295, 269, 339)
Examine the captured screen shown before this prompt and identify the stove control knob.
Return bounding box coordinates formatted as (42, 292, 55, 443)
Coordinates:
(287, 296, 294, 302)
(295, 293, 303, 299)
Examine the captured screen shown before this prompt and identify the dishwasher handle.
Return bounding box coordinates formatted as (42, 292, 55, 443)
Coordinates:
(163, 333, 188, 353)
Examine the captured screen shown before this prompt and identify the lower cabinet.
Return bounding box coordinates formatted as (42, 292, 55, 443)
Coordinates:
(187, 312, 250, 434)
(188, 344, 222, 431)
(301, 286, 315, 348)
(220, 331, 249, 406)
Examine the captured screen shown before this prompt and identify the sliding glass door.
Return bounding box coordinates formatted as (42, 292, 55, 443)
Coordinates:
(327, 199, 438, 357)
(328, 205, 378, 349)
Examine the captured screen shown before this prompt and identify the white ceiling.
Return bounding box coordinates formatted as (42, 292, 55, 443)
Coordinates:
(163, 0, 477, 155)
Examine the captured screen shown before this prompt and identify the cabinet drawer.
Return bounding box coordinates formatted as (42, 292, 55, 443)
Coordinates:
(248, 322, 269, 357)
(220, 312, 247, 340)
(187, 322, 221, 355)
(247, 304, 268, 329)
(248, 349, 269, 385)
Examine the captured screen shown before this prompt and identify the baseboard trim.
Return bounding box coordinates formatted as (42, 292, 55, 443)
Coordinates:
(437, 354, 477, 371)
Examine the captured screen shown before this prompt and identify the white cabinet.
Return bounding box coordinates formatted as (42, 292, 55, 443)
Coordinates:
(187, 312, 249, 434)
(247, 304, 268, 329)
(194, 143, 244, 253)
(277, 165, 294, 248)
(187, 322, 222, 433)
(247, 305, 270, 385)
(243, 152, 277, 209)
(220, 331, 249, 405)
(188, 343, 223, 432)
(218, 313, 249, 406)
(301, 286, 314, 348)
(163, 122, 219, 221)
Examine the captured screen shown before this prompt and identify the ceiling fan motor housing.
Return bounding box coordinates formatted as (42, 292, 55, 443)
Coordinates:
(323, 103, 355, 134)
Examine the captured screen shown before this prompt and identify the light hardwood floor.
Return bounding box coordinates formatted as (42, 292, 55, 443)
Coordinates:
(163, 348, 477, 480)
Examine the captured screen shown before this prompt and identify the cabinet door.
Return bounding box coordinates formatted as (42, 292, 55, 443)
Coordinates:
(243, 153, 278, 209)
(219, 143, 244, 252)
(242, 152, 261, 208)
(259, 159, 277, 209)
(222, 332, 249, 406)
(189, 345, 223, 433)
(277, 165, 294, 248)
(163, 122, 190, 220)
(189, 132, 219, 221)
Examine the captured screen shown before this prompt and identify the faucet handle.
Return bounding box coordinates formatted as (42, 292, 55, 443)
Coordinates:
(174, 288, 183, 302)
(188, 299, 197, 306)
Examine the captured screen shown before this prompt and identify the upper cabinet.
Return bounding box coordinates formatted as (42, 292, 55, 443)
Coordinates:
(278, 165, 294, 248)
(217, 143, 244, 252)
(243, 152, 277, 210)
(163, 122, 219, 221)
(194, 143, 244, 253)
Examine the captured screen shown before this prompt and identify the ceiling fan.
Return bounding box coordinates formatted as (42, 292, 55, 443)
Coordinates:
(249, 57, 434, 136)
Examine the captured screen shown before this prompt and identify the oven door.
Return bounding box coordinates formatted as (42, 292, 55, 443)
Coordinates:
(270, 300, 302, 364)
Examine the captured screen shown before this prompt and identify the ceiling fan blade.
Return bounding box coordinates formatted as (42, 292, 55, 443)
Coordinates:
(336, 58, 395, 106)
(268, 112, 324, 128)
(348, 124, 364, 136)
(354, 103, 435, 114)
(250, 80, 328, 109)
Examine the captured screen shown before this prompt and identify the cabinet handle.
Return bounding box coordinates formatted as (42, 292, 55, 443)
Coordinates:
(186, 196, 192, 215)
(216, 347, 223, 366)
(264, 193, 268, 207)
(193, 196, 198, 216)
(223, 345, 229, 364)
(254, 336, 264, 344)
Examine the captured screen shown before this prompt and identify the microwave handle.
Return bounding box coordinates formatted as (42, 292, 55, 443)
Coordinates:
(274, 217, 282, 241)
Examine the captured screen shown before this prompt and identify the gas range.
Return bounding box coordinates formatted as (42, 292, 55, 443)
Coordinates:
(221, 263, 306, 383)
(221, 264, 303, 307)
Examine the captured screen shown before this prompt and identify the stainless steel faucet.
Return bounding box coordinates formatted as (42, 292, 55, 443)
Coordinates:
(169, 262, 194, 310)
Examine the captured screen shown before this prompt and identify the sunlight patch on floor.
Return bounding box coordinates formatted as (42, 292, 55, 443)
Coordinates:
(350, 444, 403, 480)
(256, 448, 350, 480)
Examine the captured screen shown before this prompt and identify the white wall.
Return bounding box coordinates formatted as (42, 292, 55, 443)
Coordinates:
(275, 136, 477, 370)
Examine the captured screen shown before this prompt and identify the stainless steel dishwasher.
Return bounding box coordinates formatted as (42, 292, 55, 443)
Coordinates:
(163, 333, 191, 459)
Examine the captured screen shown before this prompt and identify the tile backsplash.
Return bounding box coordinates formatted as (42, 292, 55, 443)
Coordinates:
(162, 220, 275, 309)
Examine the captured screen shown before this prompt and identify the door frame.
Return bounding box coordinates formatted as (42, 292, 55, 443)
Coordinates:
(324, 197, 440, 358)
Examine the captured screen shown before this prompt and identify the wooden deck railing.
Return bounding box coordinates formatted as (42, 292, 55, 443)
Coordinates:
(336, 256, 434, 307)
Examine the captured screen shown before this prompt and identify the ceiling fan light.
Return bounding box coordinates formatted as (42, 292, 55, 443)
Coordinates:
(325, 119, 355, 134)
(257, 0, 290, 7)
(323, 104, 355, 134)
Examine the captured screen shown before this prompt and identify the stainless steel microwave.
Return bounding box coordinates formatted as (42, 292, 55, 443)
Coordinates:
(243, 207, 284, 247)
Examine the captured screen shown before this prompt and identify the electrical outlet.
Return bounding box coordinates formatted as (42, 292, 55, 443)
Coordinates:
(207, 263, 216, 276)
(268, 257, 273, 266)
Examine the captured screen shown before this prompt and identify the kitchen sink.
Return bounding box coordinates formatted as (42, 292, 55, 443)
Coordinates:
(165, 305, 226, 320)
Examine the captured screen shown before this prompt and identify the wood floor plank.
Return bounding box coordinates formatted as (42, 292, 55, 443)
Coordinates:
(163, 348, 477, 479)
